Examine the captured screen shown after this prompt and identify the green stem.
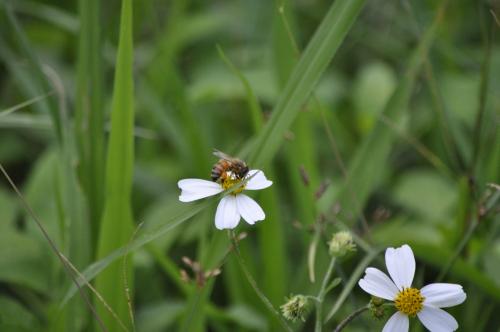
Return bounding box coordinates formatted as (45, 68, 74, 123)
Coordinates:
(228, 231, 293, 332)
(314, 257, 336, 332)
(325, 248, 381, 322)
(333, 305, 369, 332)
(437, 214, 479, 281)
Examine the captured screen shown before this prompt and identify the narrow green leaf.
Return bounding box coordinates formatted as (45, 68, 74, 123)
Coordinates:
(94, 0, 135, 330)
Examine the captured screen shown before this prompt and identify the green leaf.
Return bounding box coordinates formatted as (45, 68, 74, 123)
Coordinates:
(392, 169, 457, 222)
(136, 301, 184, 332)
(0, 296, 40, 332)
(0, 229, 50, 293)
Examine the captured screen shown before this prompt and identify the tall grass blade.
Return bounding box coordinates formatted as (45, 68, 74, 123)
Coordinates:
(94, 0, 135, 330)
(75, 0, 105, 251)
(318, 2, 449, 220)
(248, 0, 367, 167)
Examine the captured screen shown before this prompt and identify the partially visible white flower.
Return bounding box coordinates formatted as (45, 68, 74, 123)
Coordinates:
(178, 170, 272, 230)
(358, 244, 466, 332)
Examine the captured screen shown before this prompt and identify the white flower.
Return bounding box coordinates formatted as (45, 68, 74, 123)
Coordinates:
(358, 244, 466, 332)
(178, 169, 272, 230)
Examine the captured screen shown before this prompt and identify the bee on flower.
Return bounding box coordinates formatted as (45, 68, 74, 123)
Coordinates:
(178, 150, 272, 230)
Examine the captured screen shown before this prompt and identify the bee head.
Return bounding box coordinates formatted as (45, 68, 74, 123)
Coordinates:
(236, 163, 249, 179)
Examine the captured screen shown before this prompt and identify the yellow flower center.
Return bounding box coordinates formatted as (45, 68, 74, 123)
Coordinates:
(221, 172, 245, 195)
(394, 287, 424, 317)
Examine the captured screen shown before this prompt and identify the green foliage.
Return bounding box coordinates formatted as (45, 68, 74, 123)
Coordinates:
(0, 0, 499, 331)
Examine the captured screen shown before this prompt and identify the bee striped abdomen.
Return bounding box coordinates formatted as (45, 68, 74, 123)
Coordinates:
(211, 160, 230, 182)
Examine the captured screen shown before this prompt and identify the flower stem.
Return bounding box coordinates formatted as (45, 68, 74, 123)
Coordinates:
(333, 305, 369, 332)
(314, 257, 336, 332)
(228, 231, 293, 332)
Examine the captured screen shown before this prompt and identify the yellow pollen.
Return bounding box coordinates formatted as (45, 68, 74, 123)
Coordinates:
(394, 287, 424, 317)
(221, 173, 245, 194)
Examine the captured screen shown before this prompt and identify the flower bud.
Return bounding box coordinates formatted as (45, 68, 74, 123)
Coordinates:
(369, 297, 386, 319)
(328, 231, 356, 257)
(280, 295, 309, 322)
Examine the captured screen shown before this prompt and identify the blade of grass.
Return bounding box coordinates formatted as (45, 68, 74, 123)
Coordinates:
(94, 0, 135, 330)
(0, 164, 106, 331)
(229, 231, 293, 332)
(324, 248, 381, 322)
(471, 8, 494, 176)
(273, 0, 325, 286)
(43, 64, 92, 331)
(10, 0, 79, 33)
(318, 0, 449, 221)
(248, 0, 367, 167)
(0, 92, 53, 118)
(273, 0, 319, 228)
(218, 44, 287, 315)
(75, 0, 105, 253)
(216, 45, 262, 133)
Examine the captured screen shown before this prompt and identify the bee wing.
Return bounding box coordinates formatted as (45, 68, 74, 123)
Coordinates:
(213, 149, 235, 161)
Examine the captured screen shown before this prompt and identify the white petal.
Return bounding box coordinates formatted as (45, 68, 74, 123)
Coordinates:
(245, 169, 272, 190)
(385, 244, 415, 290)
(214, 195, 240, 230)
(421, 283, 466, 308)
(178, 179, 223, 202)
(235, 194, 265, 225)
(417, 306, 458, 331)
(358, 267, 399, 300)
(382, 312, 409, 332)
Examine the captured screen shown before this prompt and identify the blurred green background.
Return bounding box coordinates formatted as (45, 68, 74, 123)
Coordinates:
(0, 0, 499, 331)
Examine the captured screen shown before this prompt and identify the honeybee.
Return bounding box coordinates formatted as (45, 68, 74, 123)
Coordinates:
(211, 150, 249, 183)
